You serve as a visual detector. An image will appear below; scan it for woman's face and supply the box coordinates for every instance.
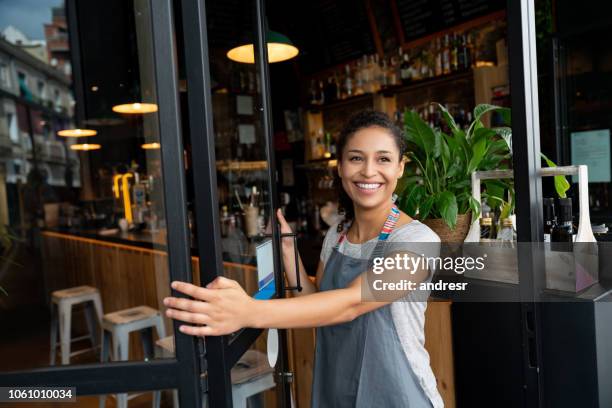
[338,126,405,211]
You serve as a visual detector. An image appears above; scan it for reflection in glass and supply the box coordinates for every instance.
[205,0,278,299]
[0,0,174,371]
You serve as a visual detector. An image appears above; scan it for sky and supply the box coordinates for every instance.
[0,0,64,40]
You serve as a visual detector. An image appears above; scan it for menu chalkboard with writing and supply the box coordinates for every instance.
[396,0,505,42]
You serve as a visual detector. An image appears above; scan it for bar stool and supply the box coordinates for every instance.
[50,285,103,365]
[99,305,166,408]
[152,336,275,408]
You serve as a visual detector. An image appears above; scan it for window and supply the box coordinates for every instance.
[37,80,45,99]
[7,113,18,143]
[54,89,61,111]
[0,62,10,88]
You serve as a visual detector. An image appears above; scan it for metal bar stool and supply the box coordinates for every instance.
[50,285,103,365]
[153,335,275,408]
[99,305,166,408]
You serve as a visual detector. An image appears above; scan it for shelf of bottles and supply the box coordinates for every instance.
[308,30,477,110]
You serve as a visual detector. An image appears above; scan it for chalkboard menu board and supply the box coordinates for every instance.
[396,0,505,42]
[284,0,376,73]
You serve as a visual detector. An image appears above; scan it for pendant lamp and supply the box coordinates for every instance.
[227,31,298,64]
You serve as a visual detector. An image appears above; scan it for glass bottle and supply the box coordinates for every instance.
[451,33,459,72]
[400,52,411,84]
[497,217,515,242]
[458,34,469,70]
[551,198,575,251]
[543,197,556,243]
[435,37,443,76]
[480,216,493,240]
[442,34,451,75]
[344,64,353,98]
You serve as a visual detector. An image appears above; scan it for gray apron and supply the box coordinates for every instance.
[311,209,433,408]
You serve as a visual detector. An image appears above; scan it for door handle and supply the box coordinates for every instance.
[261,232,303,292]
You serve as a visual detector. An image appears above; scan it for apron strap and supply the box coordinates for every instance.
[334,205,400,250]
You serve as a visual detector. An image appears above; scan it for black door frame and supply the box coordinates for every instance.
[180,0,292,405]
[0,0,203,406]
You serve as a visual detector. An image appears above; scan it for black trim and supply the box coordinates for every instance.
[179,0,233,405]
[150,0,203,406]
[253,0,292,405]
[65,0,85,125]
[507,0,545,406]
[0,360,179,395]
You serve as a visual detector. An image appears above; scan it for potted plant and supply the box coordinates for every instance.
[397,103,512,242]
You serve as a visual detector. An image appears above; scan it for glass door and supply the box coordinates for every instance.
[0,0,202,406]
[179,0,292,406]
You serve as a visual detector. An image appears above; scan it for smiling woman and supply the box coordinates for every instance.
[165,110,444,408]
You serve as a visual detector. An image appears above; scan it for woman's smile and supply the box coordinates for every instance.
[354,182,385,195]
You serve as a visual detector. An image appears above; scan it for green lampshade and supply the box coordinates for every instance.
[227,30,298,64]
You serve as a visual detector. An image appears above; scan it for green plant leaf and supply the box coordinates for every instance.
[473,104,504,124]
[404,110,436,157]
[436,191,458,230]
[467,104,504,138]
[467,137,487,174]
[435,103,461,136]
[419,195,436,220]
[468,196,481,219]
[493,126,513,153]
[483,180,507,209]
[440,132,451,173]
[541,153,570,198]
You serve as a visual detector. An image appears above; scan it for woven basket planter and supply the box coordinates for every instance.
[422,213,472,243]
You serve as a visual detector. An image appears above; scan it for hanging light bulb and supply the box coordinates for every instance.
[227,31,298,64]
[112,102,158,114]
[141,142,161,150]
[57,128,97,137]
[70,143,101,151]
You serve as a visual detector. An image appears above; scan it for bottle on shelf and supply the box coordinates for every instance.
[451,33,459,72]
[354,60,364,95]
[325,76,337,103]
[480,216,493,240]
[344,64,353,98]
[442,34,451,75]
[400,51,411,84]
[551,198,575,251]
[466,32,475,68]
[380,58,389,88]
[388,55,399,86]
[318,80,325,104]
[435,37,443,76]
[497,217,516,242]
[458,34,469,70]
[371,54,381,92]
[309,79,318,105]
[543,197,556,243]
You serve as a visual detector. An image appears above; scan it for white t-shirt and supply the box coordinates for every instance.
[320,220,444,408]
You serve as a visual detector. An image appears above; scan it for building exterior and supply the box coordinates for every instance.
[0,30,78,228]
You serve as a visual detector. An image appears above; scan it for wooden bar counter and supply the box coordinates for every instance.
[41,229,455,407]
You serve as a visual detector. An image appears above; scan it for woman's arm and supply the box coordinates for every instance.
[163,250,428,336]
[277,209,319,295]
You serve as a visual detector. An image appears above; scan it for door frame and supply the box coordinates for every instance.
[0,0,203,406]
[179,0,292,405]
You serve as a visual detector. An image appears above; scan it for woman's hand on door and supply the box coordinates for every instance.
[163,278,255,336]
